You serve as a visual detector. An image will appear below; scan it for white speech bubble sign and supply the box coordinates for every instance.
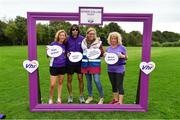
[69,52,83,63]
[105,53,119,65]
[140,61,155,75]
[47,45,63,58]
[23,60,39,73]
[87,49,101,59]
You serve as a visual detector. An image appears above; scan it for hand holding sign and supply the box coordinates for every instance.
[105,53,119,65]
[46,45,63,58]
[23,60,39,73]
[69,52,83,62]
[87,49,101,59]
[140,62,155,75]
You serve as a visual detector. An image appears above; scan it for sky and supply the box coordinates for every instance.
[0,0,179,33]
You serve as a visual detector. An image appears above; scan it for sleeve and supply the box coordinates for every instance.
[121,46,127,55]
[50,41,55,46]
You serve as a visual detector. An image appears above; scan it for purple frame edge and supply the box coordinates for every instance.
[27,11,153,112]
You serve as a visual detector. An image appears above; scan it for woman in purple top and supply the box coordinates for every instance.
[105,32,128,104]
[48,30,67,104]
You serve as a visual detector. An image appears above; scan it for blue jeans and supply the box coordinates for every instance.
[85,73,104,98]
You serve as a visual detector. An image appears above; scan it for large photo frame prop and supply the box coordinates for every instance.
[27,8,153,112]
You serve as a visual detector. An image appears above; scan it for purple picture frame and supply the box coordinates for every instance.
[79,7,103,25]
[27,11,153,112]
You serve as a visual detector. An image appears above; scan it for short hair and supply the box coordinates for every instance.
[107,32,122,45]
[54,30,67,44]
[86,27,98,40]
[70,24,80,36]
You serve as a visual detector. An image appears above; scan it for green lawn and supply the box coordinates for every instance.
[0,46,180,119]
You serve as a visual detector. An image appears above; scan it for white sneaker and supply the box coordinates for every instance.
[85,97,93,104]
[48,99,53,104]
[57,98,62,104]
[67,96,73,103]
[98,98,104,104]
[79,96,85,103]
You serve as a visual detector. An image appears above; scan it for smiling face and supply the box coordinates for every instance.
[87,30,96,41]
[58,32,66,43]
[110,35,118,46]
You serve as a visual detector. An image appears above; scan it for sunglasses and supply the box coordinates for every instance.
[72,28,78,31]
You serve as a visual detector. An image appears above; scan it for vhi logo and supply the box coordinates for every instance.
[140,62,155,75]
[23,60,39,73]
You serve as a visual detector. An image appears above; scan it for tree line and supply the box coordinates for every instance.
[0,16,180,46]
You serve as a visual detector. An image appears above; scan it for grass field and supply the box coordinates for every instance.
[0,46,180,119]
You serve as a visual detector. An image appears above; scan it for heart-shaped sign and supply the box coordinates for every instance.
[87,49,101,59]
[140,61,155,75]
[23,60,39,73]
[46,45,63,58]
[69,52,83,63]
[105,53,119,65]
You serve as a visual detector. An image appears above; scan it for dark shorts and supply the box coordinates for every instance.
[66,65,82,74]
[49,67,66,76]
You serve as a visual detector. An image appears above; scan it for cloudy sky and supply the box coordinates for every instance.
[0,0,179,33]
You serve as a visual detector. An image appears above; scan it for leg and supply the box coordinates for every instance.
[85,73,93,103]
[57,75,64,102]
[85,73,93,97]
[77,73,84,96]
[67,74,73,96]
[119,95,124,104]
[49,75,57,101]
[108,72,118,101]
[116,73,125,104]
[93,74,104,98]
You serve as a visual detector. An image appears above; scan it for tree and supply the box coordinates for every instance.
[14,16,27,45]
[0,20,7,46]
[4,20,18,45]
[103,22,127,45]
[37,23,51,45]
[127,31,142,46]
[152,30,163,43]
[1,16,180,46]
[162,31,180,42]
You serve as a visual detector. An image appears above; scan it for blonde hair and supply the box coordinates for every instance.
[86,27,98,40]
[107,32,122,45]
[54,30,67,44]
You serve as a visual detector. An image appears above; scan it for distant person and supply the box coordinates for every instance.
[48,30,67,104]
[105,32,128,104]
[81,27,104,104]
[66,24,85,103]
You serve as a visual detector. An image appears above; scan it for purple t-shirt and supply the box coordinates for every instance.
[49,41,66,67]
[66,35,84,65]
[106,45,127,73]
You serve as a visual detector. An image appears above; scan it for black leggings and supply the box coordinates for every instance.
[108,72,125,95]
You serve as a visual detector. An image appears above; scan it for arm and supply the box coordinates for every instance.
[65,40,71,57]
[46,45,50,58]
[119,46,128,60]
[119,53,128,60]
